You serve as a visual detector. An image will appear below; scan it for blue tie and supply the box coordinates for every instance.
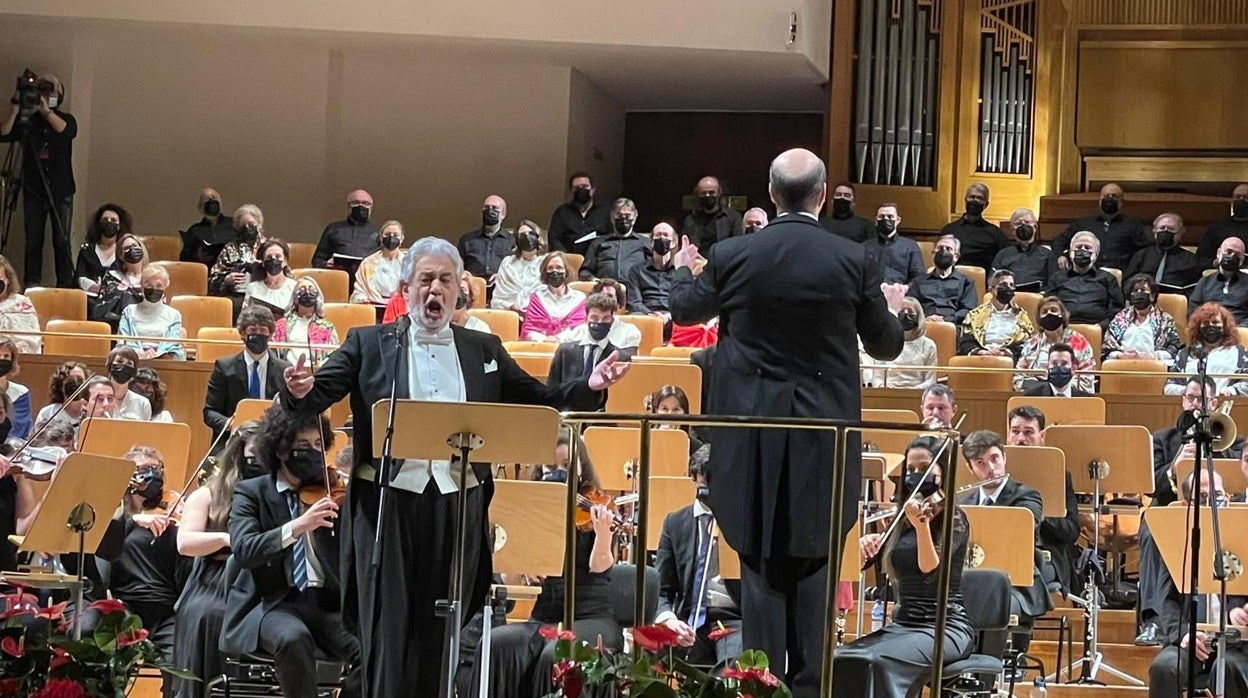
[249,361,261,399]
[286,491,308,591]
[687,513,713,629]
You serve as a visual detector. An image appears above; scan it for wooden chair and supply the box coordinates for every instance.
[916,240,935,270]
[169,296,232,349]
[503,340,557,355]
[467,309,520,342]
[137,236,182,263]
[43,319,111,356]
[619,315,664,356]
[565,254,584,280]
[1157,293,1190,343]
[511,353,552,379]
[648,345,700,359]
[322,303,376,336]
[605,362,702,414]
[1101,267,1123,286]
[287,243,317,270]
[955,264,986,292]
[152,261,208,297]
[1100,358,1167,395]
[925,320,957,370]
[569,281,596,295]
[1069,323,1103,365]
[1013,292,1043,327]
[947,355,1014,392]
[197,327,241,363]
[26,287,87,328]
[292,268,350,303]
[469,276,487,308]
[1238,327,1248,348]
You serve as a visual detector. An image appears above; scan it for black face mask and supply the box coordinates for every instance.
[1014,224,1035,242]
[1234,199,1248,220]
[541,468,568,483]
[1047,365,1073,389]
[700,195,718,212]
[934,250,955,270]
[546,271,567,288]
[122,246,144,264]
[516,233,538,252]
[263,257,285,276]
[350,205,370,224]
[877,219,897,238]
[1156,230,1176,249]
[295,291,318,309]
[244,333,269,355]
[131,470,165,507]
[899,470,940,503]
[456,292,468,310]
[1221,254,1242,273]
[203,199,221,218]
[285,449,326,488]
[995,286,1015,305]
[239,223,259,242]
[1100,197,1120,216]
[1072,250,1093,268]
[101,220,120,239]
[482,208,501,228]
[1039,313,1064,332]
[695,484,711,508]
[241,455,266,479]
[1130,292,1152,310]
[588,322,611,342]
[1201,325,1226,345]
[109,363,136,384]
[0,359,12,376]
[571,187,592,205]
[652,238,672,255]
[613,218,633,236]
[381,235,401,251]
[142,288,164,304]
[898,312,919,332]
[965,200,986,217]
[743,225,758,235]
[831,198,852,217]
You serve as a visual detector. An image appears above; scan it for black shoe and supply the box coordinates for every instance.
[1135,621,1162,646]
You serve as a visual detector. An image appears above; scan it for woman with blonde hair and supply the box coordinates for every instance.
[209,204,265,318]
[119,264,186,360]
[273,275,339,364]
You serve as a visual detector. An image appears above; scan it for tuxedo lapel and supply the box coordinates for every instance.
[377,323,411,401]
[453,327,487,401]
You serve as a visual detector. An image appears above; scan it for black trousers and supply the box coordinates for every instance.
[257,588,361,698]
[22,189,73,288]
[1149,644,1248,698]
[682,616,743,668]
[1139,518,1181,632]
[741,554,829,697]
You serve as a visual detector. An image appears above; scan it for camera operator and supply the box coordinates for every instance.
[1,72,77,289]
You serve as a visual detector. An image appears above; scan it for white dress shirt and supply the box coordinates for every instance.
[115,388,153,421]
[276,478,325,588]
[977,475,1009,505]
[391,321,472,495]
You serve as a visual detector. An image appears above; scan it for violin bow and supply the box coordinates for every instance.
[8,372,97,467]
[306,335,337,538]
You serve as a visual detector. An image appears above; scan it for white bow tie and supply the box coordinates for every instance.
[413,324,453,346]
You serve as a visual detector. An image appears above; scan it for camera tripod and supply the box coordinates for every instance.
[1,124,65,254]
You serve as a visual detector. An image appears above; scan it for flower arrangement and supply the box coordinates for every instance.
[0,588,193,697]
[542,623,791,698]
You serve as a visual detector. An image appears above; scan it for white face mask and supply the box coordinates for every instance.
[47,96,59,109]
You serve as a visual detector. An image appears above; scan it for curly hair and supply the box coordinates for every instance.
[1188,302,1238,349]
[85,203,134,246]
[47,361,88,404]
[253,406,334,475]
[131,368,168,415]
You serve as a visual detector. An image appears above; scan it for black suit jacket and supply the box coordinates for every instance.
[222,474,341,655]
[958,479,1053,617]
[655,503,741,622]
[669,213,904,558]
[1039,473,1082,594]
[203,351,292,436]
[1022,382,1093,397]
[548,340,625,387]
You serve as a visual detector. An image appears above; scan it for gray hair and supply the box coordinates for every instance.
[611,198,637,216]
[232,204,264,231]
[937,233,961,254]
[401,236,464,283]
[288,275,327,317]
[1071,231,1100,252]
[1153,212,1185,232]
[1009,207,1036,224]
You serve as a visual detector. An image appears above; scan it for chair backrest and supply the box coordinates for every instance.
[197,327,242,363]
[502,340,557,355]
[1100,358,1167,395]
[947,355,1014,392]
[322,303,376,336]
[170,295,232,348]
[1069,323,1103,365]
[960,568,1013,661]
[1157,293,1189,344]
[619,315,664,356]
[292,268,350,303]
[607,564,660,627]
[565,254,584,280]
[26,287,87,328]
[569,281,596,295]
[916,240,936,270]
[1101,267,1123,287]
[137,235,182,263]
[1012,292,1043,328]
[648,345,699,359]
[43,319,111,356]
[955,264,986,292]
[469,277,487,309]
[511,352,552,379]
[286,242,317,270]
[152,261,208,297]
[925,321,957,369]
[468,309,520,342]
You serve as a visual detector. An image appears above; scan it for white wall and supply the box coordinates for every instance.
[566,69,625,205]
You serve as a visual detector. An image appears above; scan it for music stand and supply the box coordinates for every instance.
[960,506,1036,586]
[1004,446,1068,517]
[1044,425,1152,686]
[1173,458,1247,499]
[370,400,561,698]
[10,453,135,639]
[643,477,696,552]
[583,427,691,491]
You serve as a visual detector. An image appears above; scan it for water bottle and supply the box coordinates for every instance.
[870,600,884,632]
[1029,677,1047,698]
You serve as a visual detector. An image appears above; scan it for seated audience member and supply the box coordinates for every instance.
[742,207,769,234]
[530,431,571,482]
[109,446,188,672]
[173,420,261,697]
[209,205,265,319]
[222,408,361,696]
[862,297,937,390]
[0,256,41,354]
[560,278,642,353]
[1103,274,1182,365]
[244,238,296,316]
[179,187,235,268]
[1043,231,1124,328]
[990,208,1053,290]
[682,176,743,252]
[129,367,173,423]
[959,269,1036,359]
[273,276,339,365]
[458,195,514,280]
[81,374,118,425]
[920,384,958,429]
[453,272,492,334]
[1122,213,1202,295]
[579,198,648,282]
[1023,343,1091,396]
[1051,183,1150,271]
[351,219,405,305]
[1015,296,1096,394]
[626,223,676,323]
[943,183,1008,272]
[0,391,11,442]
[547,171,612,256]
[864,203,924,284]
[655,443,742,666]
[89,233,146,328]
[908,234,977,327]
[820,182,871,242]
[119,264,186,360]
[106,346,152,421]
[75,203,127,291]
[522,252,587,342]
[381,281,408,324]
[490,220,546,313]
[1195,182,1248,267]
[34,361,88,430]
[0,336,31,438]
[1006,406,1082,596]
[647,383,704,454]
[203,306,291,439]
[1190,236,1248,325]
[311,189,379,277]
[549,293,634,383]
[1165,302,1248,397]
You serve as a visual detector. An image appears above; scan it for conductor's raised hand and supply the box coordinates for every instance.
[284,354,314,399]
[673,236,699,271]
[588,351,630,391]
[881,282,907,314]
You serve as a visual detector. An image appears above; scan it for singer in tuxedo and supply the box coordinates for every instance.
[668,149,905,694]
[282,237,629,697]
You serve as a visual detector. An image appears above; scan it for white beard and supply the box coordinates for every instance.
[409,297,452,332]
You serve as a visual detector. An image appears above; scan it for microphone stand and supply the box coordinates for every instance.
[1184,352,1214,698]
[372,316,409,569]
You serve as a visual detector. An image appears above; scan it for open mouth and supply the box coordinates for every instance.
[422,297,445,322]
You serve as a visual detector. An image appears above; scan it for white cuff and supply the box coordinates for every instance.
[654,610,677,626]
[280,522,295,548]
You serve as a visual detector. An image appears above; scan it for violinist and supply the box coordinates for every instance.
[172,420,262,698]
[32,361,88,432]
[222,407,360,698]
[833,439,974,698]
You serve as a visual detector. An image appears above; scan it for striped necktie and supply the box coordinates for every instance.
[285,491,308,591]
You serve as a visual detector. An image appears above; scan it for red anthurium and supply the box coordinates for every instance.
[116,627,149,648]
[0,636,22,658]
[35,602,69,621]
[87,598,127,615]
[722,666,781,687]
[630,624,681,653]
[49,647,71,671]
[552,660,583,698]
[538,625,575,642]
[708,622,738,642]
[31,678,88,698]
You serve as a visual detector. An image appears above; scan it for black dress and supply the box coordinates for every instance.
[832,509,976,698]
[171,511,230,697]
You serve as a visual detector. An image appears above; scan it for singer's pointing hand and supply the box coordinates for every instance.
[284,354,315,399]
[588,351,630,391]
[673,236,699,271]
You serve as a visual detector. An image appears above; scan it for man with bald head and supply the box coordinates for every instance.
[1052,182,1150,270]
[457,194,513,281]
[1123,212,1202,294]
[179,186,236,267]
[1190,236,1248,324]
[626,223,677,322]
[743,207,769,233]
[681,175,744,252]
[312,189,381,279]
[941,183,1009,272]
[1196,182,1248,267]
[670,148,906,695]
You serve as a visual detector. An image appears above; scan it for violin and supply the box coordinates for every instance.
[299,467,349,507]
[574,486,635,533]
[7,446,69,481]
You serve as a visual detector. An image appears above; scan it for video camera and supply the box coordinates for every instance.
[14,69,54,109]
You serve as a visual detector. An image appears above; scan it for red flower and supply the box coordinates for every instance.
[722,666,781,688]
[551,660,583,698]
[708,623,738,642]
[630,624,681,653]
[31,678,87,698]
[538,625,575,642]
[116,627,149,648]
[88,598,127,616]
[0,636,22,658]
[1,593,39,620]
[49,647,70,671]
[36,602,68,621]
[0,678,20,698]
